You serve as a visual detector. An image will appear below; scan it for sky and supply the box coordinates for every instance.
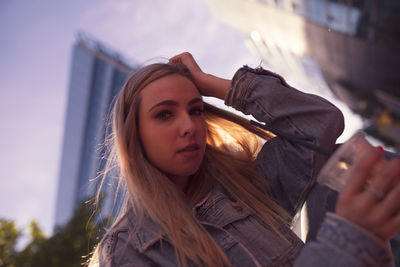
[0,0,261,239]
[0,0,364,243]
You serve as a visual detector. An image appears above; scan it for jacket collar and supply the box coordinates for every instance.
[126,185,217,253]
[125,212,165,253]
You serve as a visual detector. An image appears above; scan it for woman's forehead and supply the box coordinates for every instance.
[140,74,201,106]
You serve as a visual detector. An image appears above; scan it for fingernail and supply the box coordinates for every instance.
[377,146,384,151]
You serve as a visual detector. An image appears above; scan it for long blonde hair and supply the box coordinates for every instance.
[89,63,290,267]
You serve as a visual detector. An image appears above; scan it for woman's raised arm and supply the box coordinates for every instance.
[169,52,230,100]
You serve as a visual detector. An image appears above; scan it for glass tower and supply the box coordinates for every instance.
[54,33,135,228]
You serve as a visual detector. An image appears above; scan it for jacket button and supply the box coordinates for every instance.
[231,202,243,212]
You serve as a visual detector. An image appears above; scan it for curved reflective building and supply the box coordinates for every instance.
[207,0,400,150]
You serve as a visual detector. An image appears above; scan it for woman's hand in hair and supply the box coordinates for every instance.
[335,146,400,244]
[169,52,230,100]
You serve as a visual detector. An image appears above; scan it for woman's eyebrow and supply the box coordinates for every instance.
[188,97,203,106]
[148,97,202,112]
[149,100,178,112]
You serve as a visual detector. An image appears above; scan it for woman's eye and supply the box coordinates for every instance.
[190,107,204,116]
[155,110,173,120]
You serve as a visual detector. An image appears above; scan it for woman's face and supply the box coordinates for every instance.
[138,74,207,187]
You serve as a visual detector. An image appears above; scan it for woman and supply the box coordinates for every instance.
[92,52,399,266]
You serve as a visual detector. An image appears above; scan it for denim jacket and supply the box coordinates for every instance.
[98,66,394,266]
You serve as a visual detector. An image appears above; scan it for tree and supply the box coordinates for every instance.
[26,201,107,267]
[14,221,47,266]
[0,219,20,267]
[1,200,109,267]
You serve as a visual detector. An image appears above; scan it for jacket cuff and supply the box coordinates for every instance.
[224,65,290,110]
[317,212,393,266]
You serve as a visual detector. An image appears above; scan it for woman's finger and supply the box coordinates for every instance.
[380,207,400,242]
[342,146,384,196]
[361,159,400,205]
[169,52,202,73]
[169,52,189,62]
[375,177,400,220]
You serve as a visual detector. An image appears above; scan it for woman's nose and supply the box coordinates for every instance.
[179,114,196,137]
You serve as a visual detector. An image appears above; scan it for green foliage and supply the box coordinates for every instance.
[14,221,46,267]
[0,219,20,267]
[0,200,108,267]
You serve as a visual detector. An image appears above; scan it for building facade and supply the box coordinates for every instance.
[54,33,135,228]
[206,0,400,150]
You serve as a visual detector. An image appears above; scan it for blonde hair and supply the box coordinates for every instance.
[89,63,290,267]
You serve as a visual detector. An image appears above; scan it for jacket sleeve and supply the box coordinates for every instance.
[225,66,394,266]
[294,213,394,267]
[225,66,344,217]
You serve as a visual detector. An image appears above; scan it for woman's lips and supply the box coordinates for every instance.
[177,144,201,158]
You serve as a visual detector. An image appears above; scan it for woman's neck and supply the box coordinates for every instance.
[169,175,190,192]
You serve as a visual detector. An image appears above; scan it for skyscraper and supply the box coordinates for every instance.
[54,33,135,228]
